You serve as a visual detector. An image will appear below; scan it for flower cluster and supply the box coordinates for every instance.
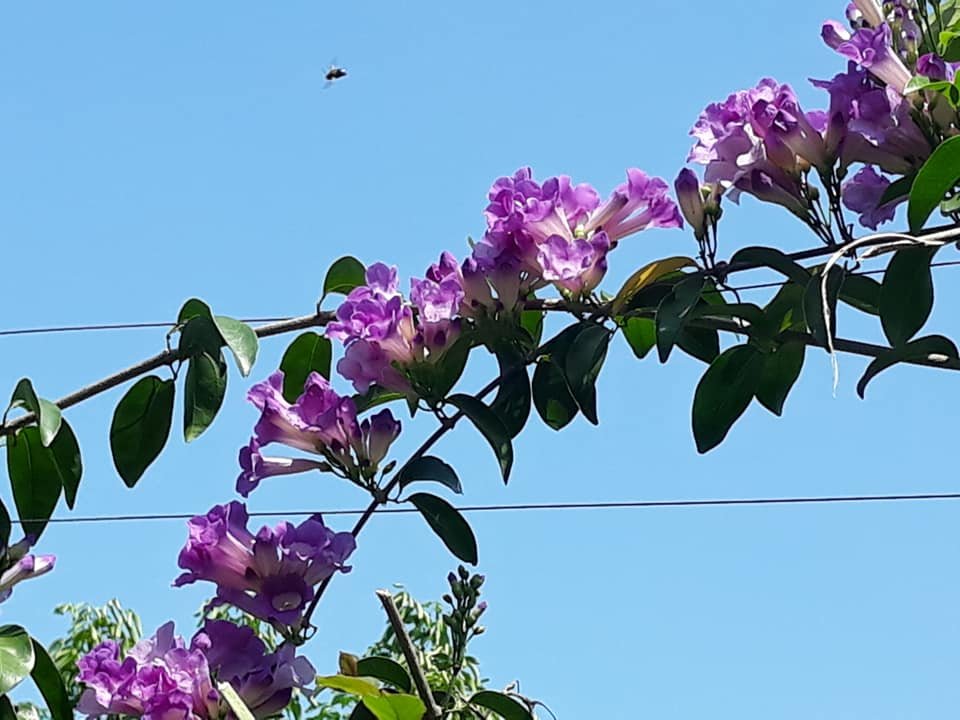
[77,620,314,720]
[174,502,355,631]
[238,370,400,493]
[0,535,54,604]
[681,0,953,233]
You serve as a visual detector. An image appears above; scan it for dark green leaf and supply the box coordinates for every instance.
[408,493,478,564]
[690,302,766,329]
[431,336,472,400]
[692,345,763,453]
[49,420,81,510]
[655,276,704,363]
[676,326,719,364]
[279,332,333,403]
[857,334,959,398]
[177,298,214,324]
[469,691,533,720]
[839,274,882,315]
[397,456,461,494]
[0,626,34,695]
[564,325,611,425]
[880,247,937,346]
[183,351,228,442]
[621,317,656,359]
[323,257,366,299]
[879,172,916,206]
[729,246,811,284]
[7,427,62,539]
[353,386,406,414]
[29,640,70,720]
[489,348,531,438]
[214,316,258,377]
[110,376,175,487]
[532,359,578,431]
[941,30,960,61]
[803,267,843,346]
[355,657,413,693]
[447,394,513,483]
[763,282,806,333]
[756,341,805,416]
[6,379,61,448]
[361,694,426,720]
[908,134,960,231]
[0,500,10,552]
[519,309,544,347]
[178,316,223,359]
[0,696,14,720]
[348,704,378,720]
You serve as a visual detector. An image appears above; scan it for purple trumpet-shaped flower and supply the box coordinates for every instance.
[77,622,219,720]
[241,370,400,485]
[409,252,465,357]
[174,502,355,629]
[0,549,54,603]
[822,22,912,93]
[536,232,611,297]
[191,621,315,718]
[841,165,902,229]
[850,0,884,27]
[674,169,707,241]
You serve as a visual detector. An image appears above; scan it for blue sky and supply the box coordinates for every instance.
[2,1,960,717]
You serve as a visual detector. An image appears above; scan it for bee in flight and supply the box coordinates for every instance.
[324,62,347,88]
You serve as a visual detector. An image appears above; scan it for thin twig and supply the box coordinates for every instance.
[375,589,442,720]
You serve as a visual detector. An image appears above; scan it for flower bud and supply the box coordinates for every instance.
[674,169,706,241]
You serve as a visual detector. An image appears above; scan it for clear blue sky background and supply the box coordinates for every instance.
[2,2,959,718]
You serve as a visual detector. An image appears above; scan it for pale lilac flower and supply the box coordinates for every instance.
[237,438,329,498]
[537,232,611,296]
[175,502,355,629]
[841,165,902,229]
[822,22,912,93]
[0,552,54,603]
[851,0,884,27]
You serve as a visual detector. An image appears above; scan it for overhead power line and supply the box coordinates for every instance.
[16,492,960,526]
[3,260,960,339]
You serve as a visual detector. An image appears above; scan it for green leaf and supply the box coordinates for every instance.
[396,456,462,494]
[690,302,766,330]
[6,379,61,448]
[621,317,656,359]
[213,316,258,377]
[183,351,228,442]
[519,309,544,347]
[316,675,382,697]
[941,30,960,61]
[655,276,704,363]
[323,257,366,299]
[408,492,478,564]
[676,326,720,364]
[469,690,534,720]
[0,500,11,552]
[353,386,406,414]
[612,256,698,314]
[361,694,426,720]
[563,324,611,425]
[177,298,214,324]
[802,267,843,346]
[0,626,34,695]
[857,335,959,398]
[49,420,82,510]
[908,134,960,231]
[532,359,579,431]
[431,336,472,401]
[280,332,333,403]
[29,640,70,720]
[355,657,413,693]
[838,274,882,316]
[7,427,62,539]
[217,681,256,720]
[692,345,763,453]
[756,341,806,416]
[879,172,916,206]
[489,348,531,438]
[880,247,937,346]
[348,704,378,720]
[0,696,14,720]
[110,376,175,488]
[447,394,513,483]
[178,316,223,359]
[763,282,806,333]
[729,246,811,284]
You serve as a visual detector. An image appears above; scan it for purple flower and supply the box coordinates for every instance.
[674,169,707,241]
[77,622,218,720]
[822,22,912,93]
[174,503,355,629]
[536,233,610,296]
[191,621,315,718]
[841,165,902,229]
[410,252,465,324]
[336,340,409,395]
[242,371,401,484]
[916,53,955,82]
[850,0,884,27]
[0,552,54,603]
